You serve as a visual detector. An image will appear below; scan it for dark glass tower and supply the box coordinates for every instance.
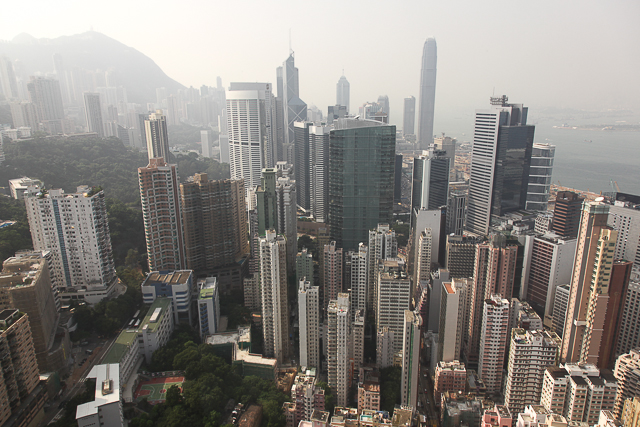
[328,119,396,251]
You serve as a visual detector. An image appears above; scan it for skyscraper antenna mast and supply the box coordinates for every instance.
[289,29,292,55]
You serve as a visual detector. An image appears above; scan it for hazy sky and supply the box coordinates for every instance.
[2,0,639,129]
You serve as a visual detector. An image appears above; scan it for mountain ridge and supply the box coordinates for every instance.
[0,31,185,104]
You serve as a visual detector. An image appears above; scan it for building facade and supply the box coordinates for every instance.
[417,37,437,149]
[400,311,421,410]
[139,158,185,272]
[298,279,320,370]
[525,143,555,211]
[478,295,510,394]
[25,185,117,304]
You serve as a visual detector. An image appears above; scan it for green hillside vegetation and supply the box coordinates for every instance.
[131,331,288,427]
[0,136,229,266]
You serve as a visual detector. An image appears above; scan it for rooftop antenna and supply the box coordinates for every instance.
[289,29,293,55]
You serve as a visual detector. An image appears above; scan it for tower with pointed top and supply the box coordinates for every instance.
[417,37,437,149]
[337,74,350,114]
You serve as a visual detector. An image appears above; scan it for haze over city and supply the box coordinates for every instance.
[2,0,639,128]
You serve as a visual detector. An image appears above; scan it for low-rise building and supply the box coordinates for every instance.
[434,361,466,407]
[76,364,123,427]
[9,176,43,199]
[197,277,220,338]
[441,392,484,427]
[358,381,381,412]
[515,405,566,427]
[142,270,196,326]
[482,405,512,427]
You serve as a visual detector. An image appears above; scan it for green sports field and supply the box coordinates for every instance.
[134,376,184,404]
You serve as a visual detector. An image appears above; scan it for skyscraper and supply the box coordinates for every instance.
[465,96,535,236]
[298,279,320,369]
[551,191,583,239]
[561,200,617,365]
[478,294,510,394]
[296,248,314,287]
[465,234,518,365]
[438,279,469,363]
[328,118,395,251]
[522,233,576,321]
[403,96,416,136]
[138,158,185,272]
[417,37,437,149]
[411,149,450,212]
[27,76,64,130]
[377,95,390,117]
[0,57,19,100]
[227,83,276,189]
[323,242,344,316]
[503,329,560,415]
[25,185,117,304]
[615,276,640,357]
[401,311,421,409]
[259,230,289,363]
[608,196,640,270]
[327,293,351,407]
[293,122,331,220]
[336,75,350,113]
[376,259,412,353]
[281,54,307,147]
[180,174,248,277]
[83,92,104,137]
[144,110,170,161]
[614,349,640,418]
[525,143,555,211]
[347,243,367,319]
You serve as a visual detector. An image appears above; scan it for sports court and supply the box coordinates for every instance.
[134,376,185,405]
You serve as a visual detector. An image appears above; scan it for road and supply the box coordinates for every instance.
[418,363,440,427]
[39,324,124,426]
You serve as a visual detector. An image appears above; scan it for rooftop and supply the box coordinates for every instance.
[206,326,251,346]
[76,364,120,420]
[145,270,192,286]
[102,330,137,364]
[140,298,172,333]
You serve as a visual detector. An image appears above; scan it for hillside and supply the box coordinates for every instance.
[0,31,184,104]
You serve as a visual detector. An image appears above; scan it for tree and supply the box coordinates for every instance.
[165,385,184,407]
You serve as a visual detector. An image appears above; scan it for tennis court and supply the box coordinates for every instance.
[134,376,184,404]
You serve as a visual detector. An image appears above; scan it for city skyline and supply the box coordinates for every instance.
[0,0,637,129]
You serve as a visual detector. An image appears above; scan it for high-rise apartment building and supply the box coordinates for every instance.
[446,190,467,235]
[403,96,416,136]
[428,268,451,332]
[616,276,640,357]
[336,75,350,113]
[376,259,412,353]
[27,76,64,122]
[598,259,632,369]
[414,228,433,289]
[465,96,535,236]
[433,361,466,407]
[0,252,62,372]
[622,397,640,427]
[522,233,576,321]
[412,208,446,286]
[540,364,617,425]
[288,370,325,427]
[347,243,367,319]
[438,279,470,363]
[376,327,394,369]
[368,224,397,312]
[551,191,583,239]
[561,200,617,365]
[478,295,510,394]
[417,37,437,149]
[353,309,365,371]
[227,83,276,188]
[401,311,421,409]
[504,329,560,415]
[551,284,570,338]
[445,235,478,279]
[0,310,42,426]
[144,110,170,161]
[466,235,517,365]
[525,143,555,211]
[327,293,351,407]
[256,168,297,273]
[293,122,330,219]
[9,101,39,130]
[259,230,290,363]
[323,242,343,317]
[608,197,640,269]
[0,57,19,101]
[296,248,314,286]
[299,279,320,369]
[411,149,450,212]
[614,348,640,418]
[25,185,117,304]
[328,118,395,251]
[139,158,185,272]
[83,92,104,137]
[180,174,248,279]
